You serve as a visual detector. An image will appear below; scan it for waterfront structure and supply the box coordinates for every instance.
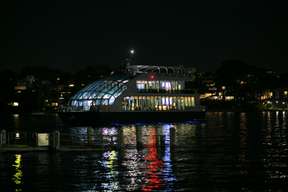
[60,64,205,124]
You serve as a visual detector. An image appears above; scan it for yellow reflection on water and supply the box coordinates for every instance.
[107,150,117,169]
[12,154,23,192]
[101,150,119,191]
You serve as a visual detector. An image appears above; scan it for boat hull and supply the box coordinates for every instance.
[58,111,206,126]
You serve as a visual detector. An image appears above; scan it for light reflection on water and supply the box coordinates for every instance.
[59,123,177,191]
[100,150,119,191]
[13,154,23,192]
[1,112,288,191]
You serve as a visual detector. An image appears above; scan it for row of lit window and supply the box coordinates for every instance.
[136,80,183,91]
[123,96,195,111]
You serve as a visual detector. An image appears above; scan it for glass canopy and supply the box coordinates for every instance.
[69,79,128,111]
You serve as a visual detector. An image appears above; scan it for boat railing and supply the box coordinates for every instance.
[59,105,87,112]
[137,89,196,94]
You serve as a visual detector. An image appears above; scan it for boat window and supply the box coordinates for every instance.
[122,96,195,111]
[136,80,184,93]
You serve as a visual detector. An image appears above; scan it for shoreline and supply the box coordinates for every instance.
[0,145,105,152]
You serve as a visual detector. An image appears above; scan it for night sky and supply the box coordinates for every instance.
[1,1,288,72]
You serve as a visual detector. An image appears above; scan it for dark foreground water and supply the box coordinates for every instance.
[0,112,288,191]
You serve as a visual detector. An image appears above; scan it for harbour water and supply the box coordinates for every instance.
[0,111,288,191]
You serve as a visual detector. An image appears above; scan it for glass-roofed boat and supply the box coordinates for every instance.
[59,51,206,125]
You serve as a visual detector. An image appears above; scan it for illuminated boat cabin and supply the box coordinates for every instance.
[68,65,200,112]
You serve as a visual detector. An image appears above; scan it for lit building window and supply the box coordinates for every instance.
[12,102,19,107]
[51,102,58,107]
[225,96,234,101]
[15,132,20,139]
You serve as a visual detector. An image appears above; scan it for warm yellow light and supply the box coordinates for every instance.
[221,86,226,90]
[51,102,58,107]
[269,92,273,97]
[37,133,49,146]
[14,85,27,91]
[200,93,213,99]
[14,154,21,168]
[162,106,168,110]
[13,154,23,186]
[284,91,288,95]
[107,150,117,169]
[225,96,234,101]
[12,102,19,107]
[68,84,75,87]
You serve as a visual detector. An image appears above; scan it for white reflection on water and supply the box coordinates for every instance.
[102,127,117,136]
[101,150,119,191]
[121,125,143,191]
[102,127,118,145]
[162,124,176,183]
[12,154,23,192]
[123,148,144,191]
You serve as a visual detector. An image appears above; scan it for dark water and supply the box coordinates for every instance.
[1,112,288,191]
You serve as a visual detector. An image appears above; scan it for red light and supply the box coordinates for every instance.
[148,73,156,80]
[142,128,163,191]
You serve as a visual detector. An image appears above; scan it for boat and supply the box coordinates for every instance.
[59,53,206,125]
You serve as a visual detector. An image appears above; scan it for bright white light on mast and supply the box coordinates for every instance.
[130,49,135,55]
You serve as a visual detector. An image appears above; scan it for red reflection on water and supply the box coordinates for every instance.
[142,128,163,192]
